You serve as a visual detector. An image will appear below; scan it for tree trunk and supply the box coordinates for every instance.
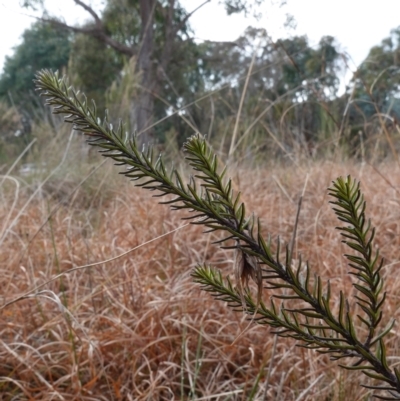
[38,0,210,147]
[133,0,157,147]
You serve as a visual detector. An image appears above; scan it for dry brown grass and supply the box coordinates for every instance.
[1,157,400,400]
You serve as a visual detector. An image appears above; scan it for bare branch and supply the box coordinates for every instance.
[173,0,211,37]
[73,0,102,24]
[35,16,135,57]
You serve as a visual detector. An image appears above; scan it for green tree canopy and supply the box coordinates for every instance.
[192,29,343,145]
[0,21,71,108]
[68,32,125,111]
[18,0,276,145]
[350,26,400,120]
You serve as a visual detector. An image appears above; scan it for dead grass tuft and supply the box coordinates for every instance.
[1,159,400,400]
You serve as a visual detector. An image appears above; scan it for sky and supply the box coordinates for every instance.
[0,0,399,79]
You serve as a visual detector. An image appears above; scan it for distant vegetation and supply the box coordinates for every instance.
[0,0,399,163]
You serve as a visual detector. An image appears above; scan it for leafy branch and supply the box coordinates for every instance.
[35,70,398,398]
[329,177,388,347]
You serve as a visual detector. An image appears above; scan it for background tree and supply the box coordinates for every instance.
[68,32,125,111]
[20,0,273,145]
[193,29,343,150]
[3,0,396,157]
[349,26,400,121]
[0,21,71,112]
[342,26,400,155]
[0,21,71,148]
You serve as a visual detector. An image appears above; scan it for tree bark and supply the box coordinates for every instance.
[134,0,157,146]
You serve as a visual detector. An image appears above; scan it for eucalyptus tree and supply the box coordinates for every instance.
[0,21,71,112]
[349,26,400,122]
[21,0,273,145]
[195,29,343,147]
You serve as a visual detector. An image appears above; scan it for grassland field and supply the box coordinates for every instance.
[1,145,400,400]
